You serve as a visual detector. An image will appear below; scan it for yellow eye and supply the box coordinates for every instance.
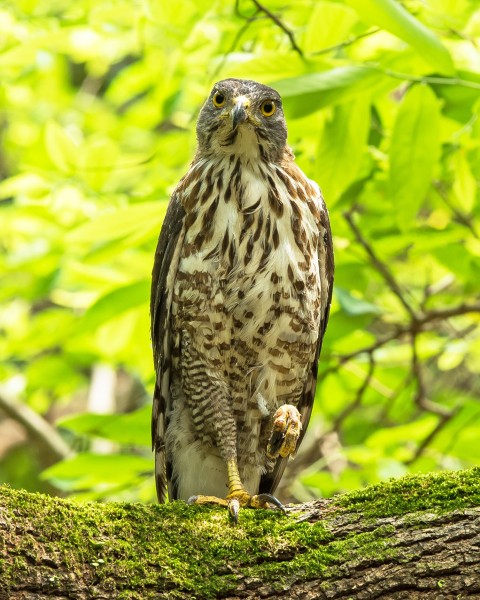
[261,99,276,117]
[212,91,226,108]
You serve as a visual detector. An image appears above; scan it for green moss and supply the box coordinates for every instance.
[334,467,480,518]
[1,467,480,598]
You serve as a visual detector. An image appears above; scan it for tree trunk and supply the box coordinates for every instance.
[1,468,479,599]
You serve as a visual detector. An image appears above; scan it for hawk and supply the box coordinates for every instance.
[151,78,333,522]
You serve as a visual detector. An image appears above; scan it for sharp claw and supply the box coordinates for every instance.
[267,430,286,456]
[228,498,240,525]
[256,493,287,514]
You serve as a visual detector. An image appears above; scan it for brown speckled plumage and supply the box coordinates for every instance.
[151,79,334,504]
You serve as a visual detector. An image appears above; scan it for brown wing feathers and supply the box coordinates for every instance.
[151,195,186,502]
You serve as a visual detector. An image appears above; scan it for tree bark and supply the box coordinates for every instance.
[1,468,479,599]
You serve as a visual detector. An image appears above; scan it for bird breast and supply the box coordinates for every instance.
[173,155,321,403]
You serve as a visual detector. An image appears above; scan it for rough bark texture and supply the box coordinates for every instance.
[1,468,480,599]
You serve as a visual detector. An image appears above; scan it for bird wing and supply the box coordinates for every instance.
[259,192,334,496]
[151,193,186,503]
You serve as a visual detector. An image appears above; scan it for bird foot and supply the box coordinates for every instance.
[267,404,302,459]
[227,490,285,524]
[187,490,285,524]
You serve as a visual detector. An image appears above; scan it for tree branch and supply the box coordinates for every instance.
[332,301,480,368]
[2,469,480,598]
[411,334,453,417]
[312,28,380,56]
[0,385,71,464]
[432,179,479,239]
[406,406,461,465]
[212,0,260,79]
[333,354,375,429]
[250,0,304,57]
[374,66,480,90]
[417,301,480,325]
[335,327,402,365]
[344,210,418,319]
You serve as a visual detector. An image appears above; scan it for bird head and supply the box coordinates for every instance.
[196,78,288,162]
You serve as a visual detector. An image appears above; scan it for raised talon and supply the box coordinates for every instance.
[267,404,302,459]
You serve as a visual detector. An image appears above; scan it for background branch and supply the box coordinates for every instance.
[0,385,71,465]
[250,0,304,56]
[344,209,418,319]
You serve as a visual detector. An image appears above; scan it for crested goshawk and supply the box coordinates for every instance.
[151,78,334,522]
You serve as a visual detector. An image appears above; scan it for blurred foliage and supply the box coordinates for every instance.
[0,0,479,503]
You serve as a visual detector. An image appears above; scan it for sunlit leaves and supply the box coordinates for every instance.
[344,0,454,73]
[79,280,151,332]
[0,173,51,201]
[41,453,152,494]
[388,83,441,227]
[1,0,479,504]
[450,149,477,212]
[58,405,151,447]
[316,96,370,204]
[303,2,358,53]
[274,66,384,117]
[45,121,79,174]
[335,287,382,316]
[67,201,168,246]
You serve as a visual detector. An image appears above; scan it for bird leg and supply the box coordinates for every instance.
[267,404,302,459]
[188,459,285,524]
[225,459,285,523]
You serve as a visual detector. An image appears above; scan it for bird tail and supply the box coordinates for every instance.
[152,384,168,503]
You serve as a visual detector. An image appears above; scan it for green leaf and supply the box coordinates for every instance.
[388,84,441,227]
[365,416,438,451]
[67,201,168,245]
[274,66,386,117]
[78,280,150,332]
[344,0,454,74]
[58,405,150,446]
[451,150,477,213]
[26,355,84,398]
[79,136,120,191]
[41,452,152,490]
[430,70,480,121]
[0,173,51,200]
[44,121,79,174]
[437,341,467,371]
[373,228,466,256]
[303,2,358,53]
[316,96,370,205]
[335,287,382,316]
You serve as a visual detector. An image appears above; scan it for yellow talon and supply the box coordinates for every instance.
[187,459,285,524]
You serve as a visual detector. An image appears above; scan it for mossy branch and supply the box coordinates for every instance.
[1,469,480,599]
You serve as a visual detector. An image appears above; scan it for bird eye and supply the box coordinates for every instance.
[212,92,225,108]
[260,100,276,117]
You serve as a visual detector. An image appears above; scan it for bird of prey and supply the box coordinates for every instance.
[151,78,333,522]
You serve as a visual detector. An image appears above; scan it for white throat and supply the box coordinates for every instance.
[221,123,260,160]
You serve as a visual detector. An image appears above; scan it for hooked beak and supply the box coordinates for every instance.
[231,97,250,130]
